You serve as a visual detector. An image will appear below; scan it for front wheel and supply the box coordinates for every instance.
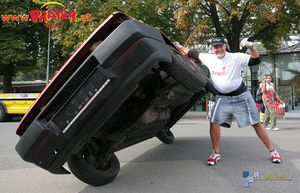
[67,145,120,186]
[156,130,175,144]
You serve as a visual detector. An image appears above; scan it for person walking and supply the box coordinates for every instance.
[258,76,274,122]
[175,37,282,165]
[261,75,283,131]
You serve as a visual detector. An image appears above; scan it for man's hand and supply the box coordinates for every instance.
[240,38,253,49]
[174,42,183,49]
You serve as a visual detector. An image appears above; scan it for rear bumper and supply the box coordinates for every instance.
[15,20,172,174]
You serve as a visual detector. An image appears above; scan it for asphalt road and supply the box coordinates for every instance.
[1,118,300,193]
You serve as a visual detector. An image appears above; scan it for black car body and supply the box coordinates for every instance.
[15,12,216,186]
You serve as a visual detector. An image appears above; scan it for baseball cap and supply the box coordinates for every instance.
[211,37,226,47]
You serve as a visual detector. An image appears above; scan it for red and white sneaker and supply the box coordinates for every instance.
[207,150,221,166]
[270,149,282,163]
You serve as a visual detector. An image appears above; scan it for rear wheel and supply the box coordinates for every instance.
[159,46,207,93]
[156,130,175,144]
[67,144,120,186]
[0,105,10,122]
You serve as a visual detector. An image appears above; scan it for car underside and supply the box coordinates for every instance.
[15,12,216,186]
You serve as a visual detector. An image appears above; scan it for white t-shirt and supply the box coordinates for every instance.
[199,52,250,93]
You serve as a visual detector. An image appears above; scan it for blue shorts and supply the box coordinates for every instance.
[210,90,260,128]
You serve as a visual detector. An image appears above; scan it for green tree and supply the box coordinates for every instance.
[1,0,35,92]
[0,0,65,92]
[174,0,300,54]
[37,0,190,57]
[124,0,190,44]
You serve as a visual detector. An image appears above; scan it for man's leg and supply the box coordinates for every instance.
[260,103,265,123]
[260,103,265,113]
[207,122,222,165]
[269,107,277,129]
[210,122,221,153]
[252,122,274,150]
[263,104,270,128]
[252,122,282,163]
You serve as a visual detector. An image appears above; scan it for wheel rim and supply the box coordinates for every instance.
[81,146,111,171]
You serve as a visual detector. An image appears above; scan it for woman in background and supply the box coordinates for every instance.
[259,76,274,122]
[261,75,283,131]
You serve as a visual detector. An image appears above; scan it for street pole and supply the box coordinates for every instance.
[46,28,50,85]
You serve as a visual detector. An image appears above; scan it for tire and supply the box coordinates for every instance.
[0,105,9,122]
[156,130,175,144]
[67,146,120,186]
[159,46,207,92]
[204,78,219,96]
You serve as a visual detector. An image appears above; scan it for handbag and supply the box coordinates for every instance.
[256,88,263,104]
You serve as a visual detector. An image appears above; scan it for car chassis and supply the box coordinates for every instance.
[15,12,216,186]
